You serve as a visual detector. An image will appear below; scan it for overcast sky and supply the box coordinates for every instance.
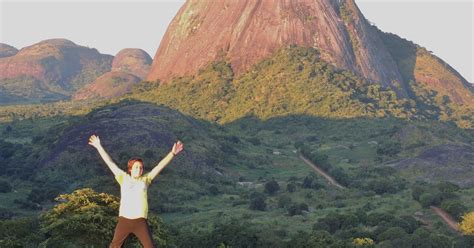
[0,0,472,82]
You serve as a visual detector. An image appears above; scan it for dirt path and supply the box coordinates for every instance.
[430,206,459,232]
[298,154,345,189]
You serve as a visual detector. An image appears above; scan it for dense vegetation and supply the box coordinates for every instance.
[0,99,473,247]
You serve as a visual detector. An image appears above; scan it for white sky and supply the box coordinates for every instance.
[0,0,472,82]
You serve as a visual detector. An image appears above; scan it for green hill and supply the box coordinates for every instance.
[0,98,473,246]
[124,45,472,129]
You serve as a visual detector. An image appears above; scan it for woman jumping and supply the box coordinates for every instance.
[88,134,183,248]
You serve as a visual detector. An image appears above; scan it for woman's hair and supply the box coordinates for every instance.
[127,157,143,174]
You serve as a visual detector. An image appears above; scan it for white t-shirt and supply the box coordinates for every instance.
[115,170,153,219]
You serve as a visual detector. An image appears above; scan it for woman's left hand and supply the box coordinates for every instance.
[172,140,184,156]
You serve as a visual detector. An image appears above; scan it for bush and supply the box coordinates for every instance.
[264,180,280,195]
[0,207,15,219]
[329,168,350,187]
[0,217,43,247]
[377,227,407,241]
[460,212,474,235]
[287,182,296,193]
[366,178,400,194]
[288,204,303,216]
[286,230,343,248]
[208,185,220,195]
[27,182,62,204]
[411,185,425,201]
[248,137,261,146]
[366,212,394,226]
[376,141,401,157]
[40,188,171,247]
[436,181,460,193]
[0,179,12,193]
[249,192,266,211]
[277,195,292,209]
[419,193,442,208]
[302,174,323,189]
[313,212,358,234]
[440,199,467,220]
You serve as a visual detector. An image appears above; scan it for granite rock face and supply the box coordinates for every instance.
[147,0,408,97]
[112,48,152,79]
[72,49,152,101]
[0,39,113,102]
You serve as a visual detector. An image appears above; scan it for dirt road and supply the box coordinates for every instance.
[298,154,345,189]
[431,206,459,232]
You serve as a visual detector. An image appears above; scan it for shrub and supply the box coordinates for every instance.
[377,227,407,241]
[440,199,467,220]
[40,188,171,247]
[419,193,442,208]
[460,212,474,235]
[287,182,296,193]
[264,180,280,195]
[0,179,12,193]
[249,192,266,211]
[277,195,292,209]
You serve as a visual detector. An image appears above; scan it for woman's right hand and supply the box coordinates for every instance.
[88,134,101,149]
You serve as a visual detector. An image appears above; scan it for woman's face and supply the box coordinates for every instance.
[130,161,143,178]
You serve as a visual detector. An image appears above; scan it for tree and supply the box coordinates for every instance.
[353,237,374,247]
[440,199,466,220]
[40,188,120,247]
[0,217,43,247]
[287,182,296,193]
[302,174,323,189]
[40,188,170,247]
[436,181,460,193]
[460,212,474,235]
[277,195,292,209]
[264,180,280,195]
[3,125,12,134]
[376,141,401,157]
[208,185,220,195]
[366,212,394,227]
[288,203,307,216]
[286,230,350,248]
[249,192,266,211]
[377,227,408,241]
[419,193,441,208]
[411,185,426,201]
[0,179,12,193]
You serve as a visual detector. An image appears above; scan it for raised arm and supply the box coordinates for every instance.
[148,140,184,181]
[88,134,124,176]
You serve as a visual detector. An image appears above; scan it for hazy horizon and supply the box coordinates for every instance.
[0,0,472,82]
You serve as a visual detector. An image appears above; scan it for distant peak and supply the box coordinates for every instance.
[36,38,77,47]
[0,43,19,58]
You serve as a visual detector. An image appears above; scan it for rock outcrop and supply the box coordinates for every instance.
[0,39,113,103]
[72,49,152,101]
[112,48,152,79]
[147,0,408,97]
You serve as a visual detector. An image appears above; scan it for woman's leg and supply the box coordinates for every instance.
[132,218,156,248]
[109,217,133,248]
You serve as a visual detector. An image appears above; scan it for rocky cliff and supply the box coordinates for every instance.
[147,0,408,97]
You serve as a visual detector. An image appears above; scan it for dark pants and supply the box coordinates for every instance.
[109,216,156,248]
